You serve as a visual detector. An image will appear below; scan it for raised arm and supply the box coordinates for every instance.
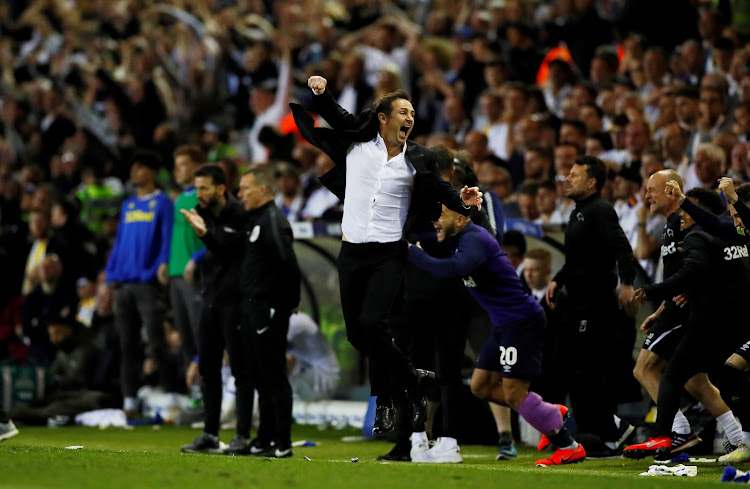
[308,76,375,131]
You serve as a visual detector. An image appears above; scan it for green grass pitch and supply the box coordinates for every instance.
[0,425,735,488]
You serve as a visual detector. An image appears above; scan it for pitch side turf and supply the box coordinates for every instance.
[0,425,733,488]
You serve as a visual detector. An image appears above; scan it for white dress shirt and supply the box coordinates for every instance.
[342,133,416,243]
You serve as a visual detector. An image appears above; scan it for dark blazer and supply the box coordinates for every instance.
[289,89,469,237]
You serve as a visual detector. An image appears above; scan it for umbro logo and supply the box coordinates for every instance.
[576,212,584,222]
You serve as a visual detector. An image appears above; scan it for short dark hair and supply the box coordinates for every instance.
[516,184,538,199]
[685,188,725,215]
[581,102,604,119]
[374,90,412,118]
[673,86,700,100]
[556,141,584,155]
[560,119,587,137]
[526,144,553,162]
[130,150,162,172]
[502,229,527,256]
[736,183,750,203]
[432,146,455,175]
[575,155,607,191]
[193,164,226,186]
[588,131,614,151]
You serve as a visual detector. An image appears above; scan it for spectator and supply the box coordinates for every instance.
[162,145,205,380]
[105,150,175,417]
[287,312,340,401]
[76,165,123,237]
[274,163,305,223]
[10,314,111,426]
[21,252,78,367]
[685,142,726,191]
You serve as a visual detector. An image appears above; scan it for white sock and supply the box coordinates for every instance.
[411,431,428,444]
[718,411,744,447]
[743,431,750,446]
[671,410,691,435]
[561,441,579,450]
[613,414,621,429]
[123,397,137,411]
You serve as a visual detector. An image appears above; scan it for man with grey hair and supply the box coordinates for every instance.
[684,142,726,191]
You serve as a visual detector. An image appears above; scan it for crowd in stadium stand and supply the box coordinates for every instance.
[3,0,750,463]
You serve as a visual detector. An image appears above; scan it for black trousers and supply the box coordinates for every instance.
[242,300,292,446]
[567,296,622,442]
[402,284,469,439]
[338,241,416,401]
[0,400,8,423]
[198,298,252,438]
[115,283,173,398]
[654,312,745,437]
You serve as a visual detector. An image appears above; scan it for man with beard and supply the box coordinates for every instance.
[545,156,638,457]
[179,164,254,455]
[408,205,585,466]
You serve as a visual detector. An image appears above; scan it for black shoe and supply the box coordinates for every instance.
[410,369,435,429]
[611,422,636,450]
[377,445,411,462]
[251,441,293,458]
[372,404,396,436]
[181,433,222,454]
[246,438,273,457]
[270,445,293,459]
[670,431,702,454]
[585,445,623,459]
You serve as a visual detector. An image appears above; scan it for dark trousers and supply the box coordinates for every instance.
[115,283,171,398]
[654,315,744,437]
[198,298,252,438]
[405,291,468,439]
[242,300,292,446]
[170,277,202,365]
[567,297,622,442]
[338,241,416,401]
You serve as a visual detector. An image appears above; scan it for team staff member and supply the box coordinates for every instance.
[290,76,482,437]
[179,165,254,455]
[106,151,174,417]
[546,156,637,455]
[633,171,744,455]
[237,168,301,459]
[663,178,750,463]
[409,205,585,466]
[625,188,750,459]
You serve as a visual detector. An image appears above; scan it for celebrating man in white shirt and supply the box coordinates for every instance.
[291,76,482,460]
